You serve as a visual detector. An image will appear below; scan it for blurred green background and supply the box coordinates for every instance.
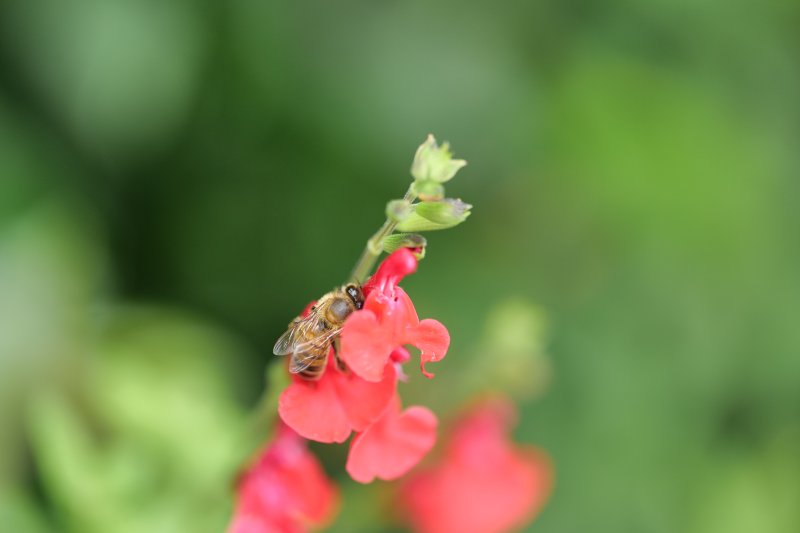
[1,0,799,532]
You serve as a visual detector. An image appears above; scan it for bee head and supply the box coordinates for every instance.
[345,284,364,310]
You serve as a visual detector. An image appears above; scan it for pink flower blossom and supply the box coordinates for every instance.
[228,424,338,533]
[340,249,450,382]
[398,397,552,533]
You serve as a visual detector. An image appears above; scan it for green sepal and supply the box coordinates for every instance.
[396,199,472,232]
[383,233,427,257]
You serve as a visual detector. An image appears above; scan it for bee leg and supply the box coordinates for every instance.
[332,338,348,372]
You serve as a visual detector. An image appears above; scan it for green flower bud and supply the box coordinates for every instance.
[383,233,427,258]
[410,134,467,183]
[411,180,445,201]
[386,199,413,222]
[396,199,472,232]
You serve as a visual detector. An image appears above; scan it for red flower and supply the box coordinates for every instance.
[279,356,397,443]
[340,249,450,382]
[276,249,449,484]
[398,398,552,533]
[346,394,437,484]
[228,424,338,533]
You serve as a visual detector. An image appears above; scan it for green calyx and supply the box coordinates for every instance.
[396,199,472,232]
[411,180,445,201]
[383,233,427,257]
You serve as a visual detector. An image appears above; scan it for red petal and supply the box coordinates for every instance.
[400,451,551,533]
[278,373,351,443]
[398,398,552,533]
[346,397,437,484]
[394,287,419,326]
[409,319,450,378]
[229,426,339,533]
[448,398,517,463]
[363,248,418,296]
[278,361,397,442]
[333,362,397,432]
[339,309,395,382]
[425,448,550,533]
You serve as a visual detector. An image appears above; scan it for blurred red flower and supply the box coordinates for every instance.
[340,248,450,381]
[228,424,338,533]
[346,394,437,483]
[278,357,397,443]
[398,398,552,533]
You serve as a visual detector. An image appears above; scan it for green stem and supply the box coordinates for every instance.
[349,185,417,283]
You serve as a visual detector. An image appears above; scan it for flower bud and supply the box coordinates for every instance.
[410,134,467,183]
[383,233,427,257]
[396,199,472,232]
[386,199,413,222]
[411,180,445,201]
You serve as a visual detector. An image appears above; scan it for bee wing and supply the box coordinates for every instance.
[288,326,342,374]
[274,314,321,356]
[273,326,299,356]
[288,348,321,374]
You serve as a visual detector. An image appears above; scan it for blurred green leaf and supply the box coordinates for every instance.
[0,201,104,487]
[689,431,800,533]
[473,299,551,400]
[26,308,252,533]
[2,0,205,159]
[0,491,51,533]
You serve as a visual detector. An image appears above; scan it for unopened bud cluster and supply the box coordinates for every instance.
[381,134,471,259]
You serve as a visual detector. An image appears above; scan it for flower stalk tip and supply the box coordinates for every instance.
[411,134,467,184]
[350,134,469,282]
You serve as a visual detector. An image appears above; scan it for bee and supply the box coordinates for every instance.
[273,283,364,380]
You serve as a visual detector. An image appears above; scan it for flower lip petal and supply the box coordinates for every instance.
[346,395,438,484]
[410,318,450,379]
[278,366,351,443]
